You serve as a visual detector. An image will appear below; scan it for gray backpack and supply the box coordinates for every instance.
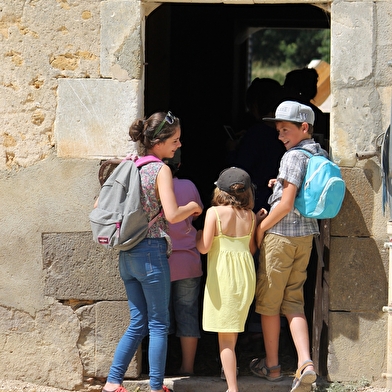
[89,156,162,251]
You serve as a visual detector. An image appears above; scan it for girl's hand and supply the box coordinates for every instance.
[268,178,277,188]
[256,208,268,225]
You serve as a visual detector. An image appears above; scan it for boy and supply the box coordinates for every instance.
[250,101,328,392]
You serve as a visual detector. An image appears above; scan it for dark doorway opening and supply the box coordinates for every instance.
[143,2,330,378]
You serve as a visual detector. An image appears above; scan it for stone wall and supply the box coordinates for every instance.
[328,0,392,383]
[0,1,142,389]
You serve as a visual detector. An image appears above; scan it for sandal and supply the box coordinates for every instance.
[290,360,317,392]
[249,358,283,381]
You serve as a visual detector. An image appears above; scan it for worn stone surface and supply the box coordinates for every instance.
[375,1,392,89]
[95,301,141,378]
[55,79,141,159]
[43,232,126,300]
[0,377,389,392]
[0,303,83,390]
[331,167,388,239]
[76,302,141,379]
[0,155,99,314]
[329,237,387,312]
[328,312,387,382]
[330,1,380,166]
[0,0,101,170]
[100,1,143,80]
[331,87,382,167]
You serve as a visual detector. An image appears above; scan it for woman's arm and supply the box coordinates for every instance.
[256,180,297,247]
[157,164,202,223]
[196,208,216,254]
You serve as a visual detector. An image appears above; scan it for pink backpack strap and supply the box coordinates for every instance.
[135,155,162,167]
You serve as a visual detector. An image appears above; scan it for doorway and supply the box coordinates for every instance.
[144,2,331,378]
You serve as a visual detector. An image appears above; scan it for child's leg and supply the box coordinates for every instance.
[261,314,281,368]
[286,313,316,392]
[218,332,238,392]
[179,336,198,374]
[286,313,313,370]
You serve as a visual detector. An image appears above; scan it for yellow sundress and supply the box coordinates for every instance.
[202,207,256,332]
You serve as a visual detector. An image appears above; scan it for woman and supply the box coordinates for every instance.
[103,111,203,392]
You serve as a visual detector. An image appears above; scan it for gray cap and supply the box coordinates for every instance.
[215,167,251,194]
[263,100,315,125]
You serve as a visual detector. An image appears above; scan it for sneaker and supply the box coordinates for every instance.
[102,387,128,392]
[163,386,173,392]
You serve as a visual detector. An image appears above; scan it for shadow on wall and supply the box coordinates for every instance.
[329,165,388,321]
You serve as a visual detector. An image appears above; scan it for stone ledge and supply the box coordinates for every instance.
[124,375,294,392]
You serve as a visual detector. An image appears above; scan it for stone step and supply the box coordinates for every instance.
[123,375,295,392]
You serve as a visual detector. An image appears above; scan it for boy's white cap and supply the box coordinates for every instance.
[263,100,315,125]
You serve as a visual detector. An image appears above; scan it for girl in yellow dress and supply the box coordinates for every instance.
[196,167,267,392]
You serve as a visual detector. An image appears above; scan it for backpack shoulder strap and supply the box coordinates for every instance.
[135,155,162,168]
[292,148,313,158]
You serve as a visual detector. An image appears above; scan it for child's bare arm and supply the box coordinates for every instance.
[249,211,258,255]
[255,208,268,226]
[256,180,297,247]
[196,208,216,254]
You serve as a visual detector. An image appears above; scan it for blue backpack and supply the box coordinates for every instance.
[294,149,346,219]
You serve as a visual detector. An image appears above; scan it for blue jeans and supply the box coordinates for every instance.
[107,238,170,390]
[169,277,201,338]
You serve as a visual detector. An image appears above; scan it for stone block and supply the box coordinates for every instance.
[0,1,101,169]
[378,86,392,133]
[330,2,381,165]
[329,237,387,312]
[330,87,383,166]
[77,302,141,378]
[55,79,141,159]
[0,303,83,390]
[332,168,374,237]
[0,156,101,314]
[375,2,392,87]
[331,2,373,85]
[328,311,386,382]
[43,232,126,301]
[100,1,143,80]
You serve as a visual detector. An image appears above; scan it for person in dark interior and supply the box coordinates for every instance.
[282,67,329,147]
[229,78,286,214]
